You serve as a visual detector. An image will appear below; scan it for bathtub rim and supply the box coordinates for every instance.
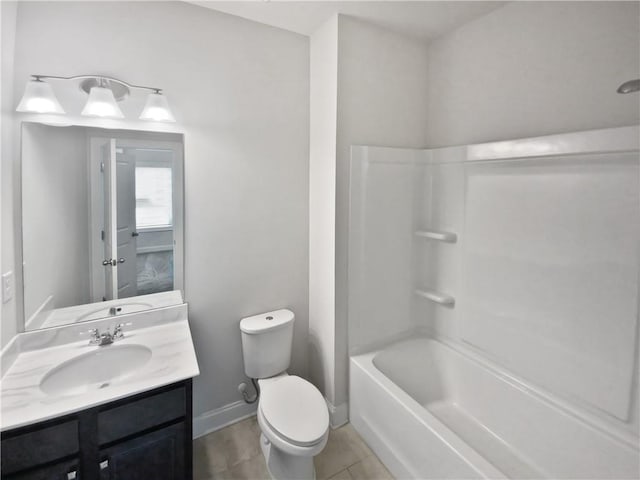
[350,347,509,479]
[352,331,639,453]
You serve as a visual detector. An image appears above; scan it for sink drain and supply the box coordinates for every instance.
[99,382,110,389]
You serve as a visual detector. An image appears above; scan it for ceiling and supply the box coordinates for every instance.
[188,1,507,42]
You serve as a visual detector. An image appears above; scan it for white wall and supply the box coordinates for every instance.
[1,1,18,348]
[334,16,429,408]
[8,1,310,431]
[21,124,90,322]
[426,1,640,147]
[309,15,338,407]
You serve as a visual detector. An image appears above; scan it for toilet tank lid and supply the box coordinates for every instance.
[240,309,294,334]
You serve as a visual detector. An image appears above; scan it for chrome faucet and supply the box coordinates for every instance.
[88,324,125,346]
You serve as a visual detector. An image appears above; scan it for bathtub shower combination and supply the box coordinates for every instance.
[347,126,640,479]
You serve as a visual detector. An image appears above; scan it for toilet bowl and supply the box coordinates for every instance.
[240,310,330,480]
[257,374,329,479]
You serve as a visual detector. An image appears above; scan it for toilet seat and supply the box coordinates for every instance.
[259,376,329,447]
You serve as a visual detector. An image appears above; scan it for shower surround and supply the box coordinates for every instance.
[347,126,640,479]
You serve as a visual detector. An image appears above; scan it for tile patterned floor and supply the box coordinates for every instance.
[193,416,394,480]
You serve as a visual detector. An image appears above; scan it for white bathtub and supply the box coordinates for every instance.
[349,336,639,479]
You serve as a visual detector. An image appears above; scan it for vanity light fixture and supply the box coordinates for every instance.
[16,74,176,122]
[81,84,124,119]
[139,91,176,122]
[16,77,66,114]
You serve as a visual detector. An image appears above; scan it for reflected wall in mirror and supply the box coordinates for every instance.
[21,123,184,331]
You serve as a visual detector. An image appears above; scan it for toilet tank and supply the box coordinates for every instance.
[240,309,294,379]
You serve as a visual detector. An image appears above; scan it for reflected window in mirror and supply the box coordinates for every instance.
[131,149,175,297]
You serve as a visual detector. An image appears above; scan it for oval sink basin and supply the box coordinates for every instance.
[40,345,152,396]
[76,302,154,322]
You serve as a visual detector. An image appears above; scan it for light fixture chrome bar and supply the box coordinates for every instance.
[30,74,162,94]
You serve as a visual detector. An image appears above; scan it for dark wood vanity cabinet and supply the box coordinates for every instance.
[1,380,192,480]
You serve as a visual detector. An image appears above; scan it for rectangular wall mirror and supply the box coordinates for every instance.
[20,123,184,331]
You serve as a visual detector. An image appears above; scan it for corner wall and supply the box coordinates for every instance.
[425,1,640,147]
[309,15,338,410]
[334,16,429,410]
[309,15,429,423]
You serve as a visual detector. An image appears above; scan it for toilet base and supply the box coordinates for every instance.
[260,433,316,480]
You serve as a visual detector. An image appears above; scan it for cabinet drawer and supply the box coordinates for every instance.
[1,420,79,475]
[97,386,185,445]
[4,457,79,480]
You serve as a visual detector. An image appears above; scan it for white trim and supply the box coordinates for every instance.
[1,334,20,378]
[193,400,257,439]
[24,294,53,331]
[137,226,173,233]
[193,395,347,439]
[325,397,349,429]
[353,125,640,166]
[107,139,118,297]
[467,125,640,161]
[137,245,173,254]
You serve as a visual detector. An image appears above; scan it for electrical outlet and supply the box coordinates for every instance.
[2,271,14,304]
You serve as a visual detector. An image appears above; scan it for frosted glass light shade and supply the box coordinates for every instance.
[81,86,124,118]
[16,80,65,114]
[139,93,176,122]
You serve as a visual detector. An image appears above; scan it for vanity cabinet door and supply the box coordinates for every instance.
[98,423,185,480]
[4,458,79,480]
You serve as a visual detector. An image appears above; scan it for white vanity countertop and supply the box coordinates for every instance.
[0,304,199,432]
[35,290,184,330]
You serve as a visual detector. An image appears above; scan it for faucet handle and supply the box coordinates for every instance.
[81,328,101,344]
[112,323,125,340]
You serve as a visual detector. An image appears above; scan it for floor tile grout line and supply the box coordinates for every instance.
[345,457,365,470]
[347,450,375,468]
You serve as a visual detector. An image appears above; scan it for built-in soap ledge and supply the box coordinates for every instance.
[415,288,455,306]
[414,230,457,243]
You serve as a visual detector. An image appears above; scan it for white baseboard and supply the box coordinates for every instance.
[325,398,349,428]
[193,400,257,439]
[193,397,347,439]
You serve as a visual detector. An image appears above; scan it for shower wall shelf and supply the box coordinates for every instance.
[414,230,457,243]
[415,289,455,306]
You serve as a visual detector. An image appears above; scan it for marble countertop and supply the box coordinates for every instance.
[1,304,199,432]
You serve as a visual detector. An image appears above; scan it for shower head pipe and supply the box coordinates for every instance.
[617,79,640,94]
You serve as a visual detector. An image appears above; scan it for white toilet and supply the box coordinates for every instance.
[240,309,329,480]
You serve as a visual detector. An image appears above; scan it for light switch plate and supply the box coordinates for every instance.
[2,270,14,304]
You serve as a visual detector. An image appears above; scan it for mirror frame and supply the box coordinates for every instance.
[16,121,185,332]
